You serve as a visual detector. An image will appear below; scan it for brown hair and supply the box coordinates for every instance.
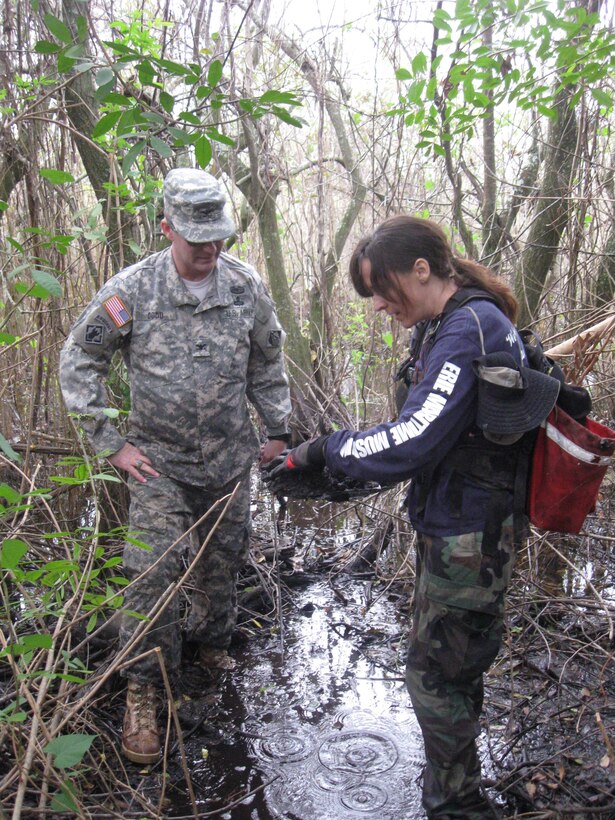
[349,215,518,323]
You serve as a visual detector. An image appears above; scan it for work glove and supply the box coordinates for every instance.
[262,436,328,482]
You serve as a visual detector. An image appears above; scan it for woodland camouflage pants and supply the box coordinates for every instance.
[406,519,516,819]
[119,471,251,684]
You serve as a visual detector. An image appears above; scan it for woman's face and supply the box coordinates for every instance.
[361,257,433,328]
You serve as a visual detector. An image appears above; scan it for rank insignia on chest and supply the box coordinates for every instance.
[85,324,105,345]
[103,295,132,328]
[194,339,211,357]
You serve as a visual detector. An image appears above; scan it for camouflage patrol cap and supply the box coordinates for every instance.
[163,168,235,242]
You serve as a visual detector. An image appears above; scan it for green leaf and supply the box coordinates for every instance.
[32,270,63,298]
[259,89,300,105]
[102,556,124,569]
[22,633,53,650]
[196,84,212,100]
[40,168,75,184]
[44,734,96,769]
[395,67,413,81]
[207,59,223,87]
[158,57,191,76]
[137,58,156,86]
[91,110,122,140]
[205,128,235,146]
[0,433,21,463]
[0,700,27,724]
[115,108,138,137]
[150,136,173,158]
[90,473,121,483]
[50,781,78,814]
[95,67,114,88]
[100,92,132,107]
[0,484,21,505]
[44,13,72,44]
[1,539,29,570]
[2,633,53,657]
[159,91,174,113]
[406,80,426,105]
[272,107,303,127]
[57,52,77,74]
[179,112,201,125]
[591,87,612,109]
[194,134,212,168]
[34,40,60,54]
[433,7,452,31]
[64,44,85,59]
[412,52,428,74]
[122,140,146,174]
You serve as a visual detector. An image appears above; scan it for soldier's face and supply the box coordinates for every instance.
[161,219,224,280]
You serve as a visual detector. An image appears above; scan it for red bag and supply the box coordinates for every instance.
[528,406,615,533]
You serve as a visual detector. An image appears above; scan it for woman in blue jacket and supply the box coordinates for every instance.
[266,215,559,819]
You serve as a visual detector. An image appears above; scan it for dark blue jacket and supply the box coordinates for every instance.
[324,297,526,536]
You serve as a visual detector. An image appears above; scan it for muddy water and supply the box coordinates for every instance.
[171,579,425,818]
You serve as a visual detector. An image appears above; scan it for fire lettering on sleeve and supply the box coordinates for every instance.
[338,361,461,461]
[432,361,460,395]
[339,430,391,460]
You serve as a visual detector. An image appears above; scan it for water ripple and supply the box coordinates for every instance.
[318,730,399,775]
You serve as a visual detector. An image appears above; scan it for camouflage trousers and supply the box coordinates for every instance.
[406,518,516,820]
[119,471,251,684]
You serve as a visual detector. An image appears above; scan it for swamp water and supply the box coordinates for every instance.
[166,577,426,819]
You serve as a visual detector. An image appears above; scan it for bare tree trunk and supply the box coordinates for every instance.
[515,85,578,328]
[481,21,498,264]
[227,129,314,430]
[60,0,137,273]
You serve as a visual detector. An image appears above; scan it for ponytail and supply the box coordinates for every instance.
[451,258,518,323]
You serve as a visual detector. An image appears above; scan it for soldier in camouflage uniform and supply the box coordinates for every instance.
[265,216,559,818]
[60,168,291,765]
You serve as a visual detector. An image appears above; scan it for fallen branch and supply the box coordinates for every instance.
[545,313,615,358]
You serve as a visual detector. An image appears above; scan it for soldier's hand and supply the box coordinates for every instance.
[262,437,328,482]
[108,442,160,484]
[259,438,287,466]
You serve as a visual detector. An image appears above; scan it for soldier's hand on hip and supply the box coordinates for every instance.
[108,442,160,483]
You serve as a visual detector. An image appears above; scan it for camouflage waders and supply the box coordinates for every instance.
[119,471,251,684]
[406,517,516,819]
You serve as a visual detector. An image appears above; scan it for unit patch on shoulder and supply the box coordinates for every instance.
[85,324,105,345]
[268,330,282,347]
[103,295,132,328]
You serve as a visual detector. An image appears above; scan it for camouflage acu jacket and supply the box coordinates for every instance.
[60,248,291,488]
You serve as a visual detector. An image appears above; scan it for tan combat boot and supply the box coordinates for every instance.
[121,679,160,764]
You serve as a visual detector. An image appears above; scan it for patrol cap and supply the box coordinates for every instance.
[473,351,560,436]
[163,168,235,243]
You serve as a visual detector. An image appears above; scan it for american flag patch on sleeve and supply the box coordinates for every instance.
[103,295,132,327]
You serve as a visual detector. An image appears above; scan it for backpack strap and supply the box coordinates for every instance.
[441,286,498,317]
[413,294,532,547]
